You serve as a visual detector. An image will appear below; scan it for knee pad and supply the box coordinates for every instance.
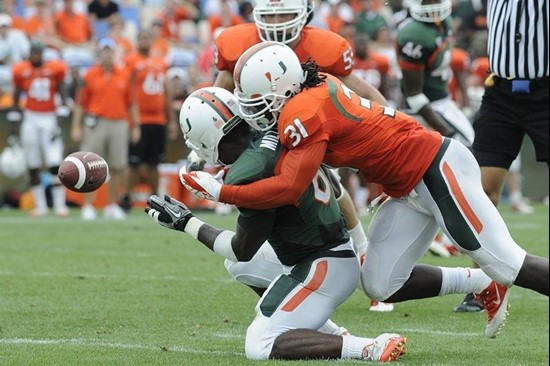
[361,272,403,301]
[471,247,525,287]
[245,315,276,360]
[224,258,280,289]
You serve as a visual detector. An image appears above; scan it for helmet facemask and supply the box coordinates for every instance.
[235,93,288,131]
[253,0,308,44]
[409,0,452,23]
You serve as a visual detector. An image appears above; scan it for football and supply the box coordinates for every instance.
[58,151,109,193]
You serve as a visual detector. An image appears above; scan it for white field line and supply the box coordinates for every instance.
[398,328,479,337]
[0,337,244,356]
[506,222,546,230]
[0,270,234,283]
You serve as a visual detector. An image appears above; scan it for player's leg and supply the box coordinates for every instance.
[507,155,534,213]
[124,125,144,212]
[361,196,495,303]
[21,112,47,217]
[245,242,406,361]
[430,98,475,147]
[80,118,109,220]
[225,242,349,336]
[104,119,129,220]
[145,124,166,195]
[41,112,68,216]
[416,138,548,336]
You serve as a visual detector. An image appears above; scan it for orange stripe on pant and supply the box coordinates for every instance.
[442,162,484,234]
[281,260,328,312]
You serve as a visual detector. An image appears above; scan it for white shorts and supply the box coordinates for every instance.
[20,110,63,170]
[362,138,527,301]
[413,98,475,147]
[245,241,359,360]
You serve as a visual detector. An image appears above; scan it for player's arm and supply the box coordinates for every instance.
[401,69,455,136]
[337,73,388,105]
[71,78,87,142]
[214,70,235,91]
[164,76,179,140]
[218,140,327,209]
[145,195,274,262]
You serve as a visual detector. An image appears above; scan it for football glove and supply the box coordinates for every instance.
[145,194,194,232]
[186,150,206,172]
[179,166,224,202]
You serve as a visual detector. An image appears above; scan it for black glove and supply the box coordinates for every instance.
[145,194,194,232]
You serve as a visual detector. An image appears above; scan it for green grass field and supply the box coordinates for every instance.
[0,205,548,366]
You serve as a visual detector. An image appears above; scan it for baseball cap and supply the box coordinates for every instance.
[0,14,12,27]
[97,37,117,50]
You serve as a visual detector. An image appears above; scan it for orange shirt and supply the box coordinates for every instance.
[353,52,390,90]
[220,75,442,209]
[12,60,67,112]
[160,6,190,41]
[79,65,132,120]
[125,53,168,124]
[208,14,242,35]
[55,11,92,44]
[326,15,344,34]
[115,37,134,56]
[470,57,490,84]
[25,15,55,37]
[11,16,26,31]
[449,48,471,101]
[216,24,354,76]
[151,37,170,59]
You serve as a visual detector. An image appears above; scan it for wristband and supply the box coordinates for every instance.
[213,230,238,261]
[184,217,204,239]
[406,93,430,114]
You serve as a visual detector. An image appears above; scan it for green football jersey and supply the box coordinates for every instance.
[397,17,454,102]
[224,131,350,266]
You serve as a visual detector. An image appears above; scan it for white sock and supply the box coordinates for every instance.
[317,319,341,335]
[348,223,368,258]
[31,184,47,210]
[509,191,523,205]
[438,267,492,296]
[341,335,373,359]
[51,185,67,210]
[354,187,368,211]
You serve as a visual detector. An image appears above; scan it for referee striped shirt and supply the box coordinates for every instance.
[487,0,549,79]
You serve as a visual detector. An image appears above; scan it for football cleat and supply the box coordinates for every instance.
[369,300,394,312]
[474,281,511,338]
[453,293,484,313]
[29,208,48,218]
[362,333,407,362]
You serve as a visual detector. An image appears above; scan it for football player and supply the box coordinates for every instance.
[205,0,390,310]
[397,0,474,147]
[180,43,550,339]
[146,87,406,361]
[12,41,70,217]
[123,29,178,210]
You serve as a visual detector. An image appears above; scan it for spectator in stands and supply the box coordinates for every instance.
[88,0,120,22]
[71,38,138,220]
[238,1,253,23]
[355,0,388,40]
[55,0,92,47]
[109,18,134,64]
[326,0,345,34]
[150,20,170,59]
[158,0,198,43]
[208,1,242,37]
[25,0,55,40]
[203,0,239,18]
[123,29,177,210]
[0,14,30,65]
[1,1,25,31]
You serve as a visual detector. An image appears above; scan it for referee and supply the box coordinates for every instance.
[456,0,549,312]
[473,0,548,203]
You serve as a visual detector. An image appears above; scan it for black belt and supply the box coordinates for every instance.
[493,75,548,90]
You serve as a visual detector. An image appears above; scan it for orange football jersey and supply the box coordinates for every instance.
[215,24,354,76]
[470,56,490,84]
[12,60,67,112]
[277,74,441,197]
[353,53,390,90]
[125,53,168,124]
[220,75,442,208]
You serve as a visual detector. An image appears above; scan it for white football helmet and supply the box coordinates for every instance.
[253,0,309,44]
[409,0,452,23]
[179,87,242,166]
[234,42,306,131]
